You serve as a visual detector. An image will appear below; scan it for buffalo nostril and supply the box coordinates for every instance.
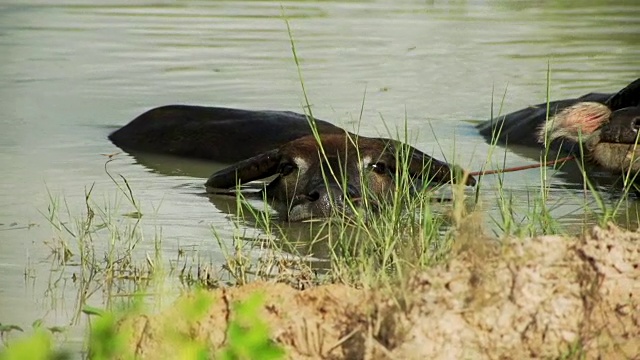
[307,190,320,202]
[306,187,346,205]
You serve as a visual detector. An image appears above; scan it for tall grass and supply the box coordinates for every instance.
[40,156,162,324]
[202,13,482,300]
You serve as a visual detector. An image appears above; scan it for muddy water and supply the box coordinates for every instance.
[0,0,639,350]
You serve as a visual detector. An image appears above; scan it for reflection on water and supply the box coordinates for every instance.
[0,0,639,351]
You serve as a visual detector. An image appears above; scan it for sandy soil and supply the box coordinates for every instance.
[119,224,639,359]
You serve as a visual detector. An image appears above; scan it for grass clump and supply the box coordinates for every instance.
[0,289,286,359]
[0,328,69,360]
[41,158,160,324]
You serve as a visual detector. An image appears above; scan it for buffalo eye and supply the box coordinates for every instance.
[371,161,389,175]
[278,162,297,176]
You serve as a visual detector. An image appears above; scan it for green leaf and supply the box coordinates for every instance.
[81,306,106,317]
[0,324,23,333]
[47,326,66,334]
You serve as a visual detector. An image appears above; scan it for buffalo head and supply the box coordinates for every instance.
[205,134,476,221]
[538,78,640,173]
[538,103,640,172]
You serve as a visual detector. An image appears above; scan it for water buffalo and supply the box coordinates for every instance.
[108,105,346,162]
[110,105,476,221]
[477,78,640,173]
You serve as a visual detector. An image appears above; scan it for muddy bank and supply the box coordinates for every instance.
[120,224,639,359]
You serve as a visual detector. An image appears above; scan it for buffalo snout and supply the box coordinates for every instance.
[288,184,357,221]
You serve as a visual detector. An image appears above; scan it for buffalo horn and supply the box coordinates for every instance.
[205,149,281,191]
[606,78,640,111]
[389,141,476,186]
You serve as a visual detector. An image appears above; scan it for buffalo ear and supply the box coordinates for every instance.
[606,78,640,111]
[388,141,475,186]
[205,149,281,192]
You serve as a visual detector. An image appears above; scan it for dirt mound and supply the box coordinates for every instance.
[395,224,639,359]
[120,224,639,359]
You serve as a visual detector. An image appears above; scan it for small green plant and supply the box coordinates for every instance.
[83,306,130,360]
[82,291,214,360]
[0,322,70,360]
[557,339,586,360]
[218,293,285,360]
[80,290,283,360]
